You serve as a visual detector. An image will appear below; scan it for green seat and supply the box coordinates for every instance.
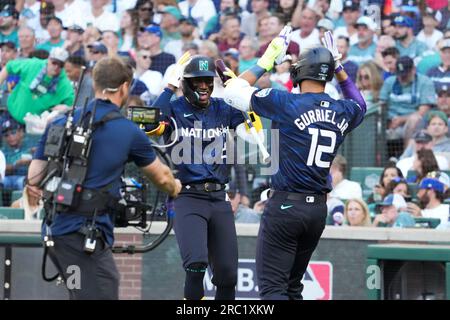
[349,167,384,199]
[11,190,23,203]
[414,217,441,229]
[0,207,25,219]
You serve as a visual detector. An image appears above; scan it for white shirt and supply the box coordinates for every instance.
[0,150,5,180]
[138,70,164,96]
[397,155,449,177]
[422,204,450,229]
[178,0,217,35]
[82,9,120,32]
[417,29,443,51]
[333,27,359,46]
[330,179,363,200]
[163,39,202,61]
[291,28,321,51]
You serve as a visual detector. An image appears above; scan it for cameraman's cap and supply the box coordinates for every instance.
[141,24,162,38]
[2,118,24,134]
[413,130,432,143]
[87,41,108,54]
[343,0,359,11]
[180,16,198,27]
[49,47,69,62]
[355,16,377,32]
[379,194,407,210]
[427,110,448,126]
[317,18,334,31]
[419,178,445,193]
[396,56,414,76]
[393,15,414,28]
[159,6,182,21]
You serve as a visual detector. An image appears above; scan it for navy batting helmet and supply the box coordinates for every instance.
[289,47,335,87]
[182,55,216,108]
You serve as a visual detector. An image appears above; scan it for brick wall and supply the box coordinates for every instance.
[114,234,143,300]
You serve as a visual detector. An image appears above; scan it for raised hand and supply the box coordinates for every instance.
[322,31,342,63]
[167,51,192,88]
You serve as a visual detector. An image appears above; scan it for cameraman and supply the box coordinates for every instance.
[26,57,181,300]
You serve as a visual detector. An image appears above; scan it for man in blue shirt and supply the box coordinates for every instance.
[426,38,450,91]
[26,57,181,300]
[223,31,367,299]
[348,16,377,66]
[393,16,428,60]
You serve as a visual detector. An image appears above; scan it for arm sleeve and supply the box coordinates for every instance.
[250,89,295,123]
[152,87,175,118]
[338,77,367,115]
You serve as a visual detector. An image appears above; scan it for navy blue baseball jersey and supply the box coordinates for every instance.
[158,89,245,184]
[250,89,365,194]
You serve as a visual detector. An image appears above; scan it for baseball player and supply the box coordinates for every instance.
[223,31,367,299]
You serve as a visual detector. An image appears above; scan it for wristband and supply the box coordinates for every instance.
[335,63,344,74]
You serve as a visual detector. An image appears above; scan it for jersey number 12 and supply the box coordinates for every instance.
[306,128,336,168]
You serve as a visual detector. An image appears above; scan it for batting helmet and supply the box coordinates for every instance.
[289,47,335,87]
[182,55,216,107]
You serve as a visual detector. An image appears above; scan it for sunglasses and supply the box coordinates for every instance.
[3,129,18,137]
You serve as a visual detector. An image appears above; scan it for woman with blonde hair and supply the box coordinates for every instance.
[344,198,372,227]
[356,61,383,110]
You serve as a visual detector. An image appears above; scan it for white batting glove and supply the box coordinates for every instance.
[275,25,293,65]
[322,31,342,63]
[167,51,192,88]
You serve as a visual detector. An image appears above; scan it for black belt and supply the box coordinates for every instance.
[268,190,326,204]
[183,182,226,192]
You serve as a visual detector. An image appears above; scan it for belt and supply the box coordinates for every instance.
[268,190,326,204]
[183,182,226,192]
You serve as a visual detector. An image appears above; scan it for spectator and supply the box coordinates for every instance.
[101,30,120,56]
[223,48,239,75]
[252,188,269,215]
[52,0,83,29]
[373,193,415,227]
[204,0,243,40]
[436,83,450,125]
[333,0,360,46]
[344,198,372,227]
[0,149,5,182]
[138,24,175,75]
[348,16,377,66]
[270,55,293,91]
[373,35,396,73]
[36,16,65,53]
[1,117,33,190]
[216,15,243,52]
[329,154,363,201]
[0,47,74,124]
[326,195,345,226]
[119,9,140,53]
[17,26,36,58]
[426,38,450,92]
[393,15,427,61]
[406,178,449,228]
[86,41,108,69]
[309,0,333,21]
[417,8,443,51]
[385,177,411,200]
[381,14,396,38]
[134,0,154,28]
[409,149,441,183]
[381,46,400,79]
[82,26,102,48]
[159,6,182,49]
[317,18,334,44]
[64,25,85,58]
[84,0,120,32]
[275,0,298,25]
[380,56,437,150]
[356,61,383,110]
[229,190,261,223]
[241,0,270,39]
[64,56,94,106]
[238,35,258,74]
[134,48,163,97]
[164,16,201,61]
[291,7,321,51]
[336,36,358,83]
[0,4,19,47]
[367,163,404,204]
[199,39,220,60]
[256,15,271,47]
[0,41,17,68]
[397,131,449,176]
[178,0,217,35]
[27,1,54,45]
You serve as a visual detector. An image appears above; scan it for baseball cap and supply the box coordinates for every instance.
[141,24,162,38]
[435,82,449,95]
[160,6,182,21]
[87,41,108,54]
[224,48,239,61]
[379,194,407,210]
[47,16,63,26]
[426,110,448,125]
[0,4,19,18]
[413,130,432,143]
[424,7,443,23]
[66,24,85,34]
[180,16,198,27]
[343,0,359,11]
[396,56,414,76]
[49,47,69,63]
[317,19,334,31]
[401,0,420,14]
[426,171,450,188]
[1,118,24,134]
[393,15,414,28]
[355,16,377,32]
[419,178,445,193]
[0,41,16,50]
[439,38,450,50]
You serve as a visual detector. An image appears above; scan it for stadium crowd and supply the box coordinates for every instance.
[0,0,449,229]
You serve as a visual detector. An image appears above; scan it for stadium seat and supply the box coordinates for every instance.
[0,207,25,219]
[413,217,441,229]
[349,167,384,199]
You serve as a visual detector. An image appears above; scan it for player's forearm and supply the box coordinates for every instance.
[336,65,367,113]
[27,159,48,187]
[239,65,266,87]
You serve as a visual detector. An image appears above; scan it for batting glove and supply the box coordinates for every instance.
[258,25,292,71]
[167,51,192,88]
[322,31,342,64]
